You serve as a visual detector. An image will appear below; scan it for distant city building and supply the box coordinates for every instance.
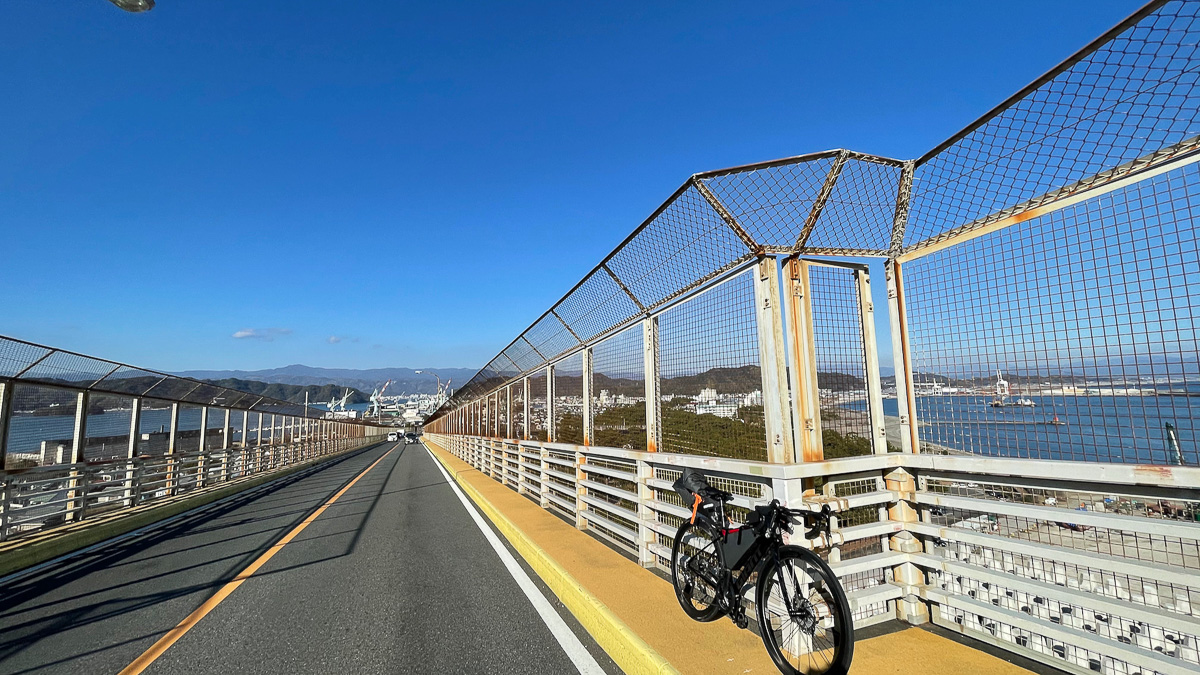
[696,402,738,419]
[743,390,763,407]
[698,388,718,404]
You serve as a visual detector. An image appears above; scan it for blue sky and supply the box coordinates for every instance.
[0,0,1141,372]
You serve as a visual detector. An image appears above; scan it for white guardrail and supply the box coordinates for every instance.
[426,432,1200,675]
[0,429,388,542]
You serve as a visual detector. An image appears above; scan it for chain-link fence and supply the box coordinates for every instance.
[427,0,1200,471]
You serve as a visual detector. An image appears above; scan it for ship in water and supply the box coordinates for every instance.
[989,371,1036,408]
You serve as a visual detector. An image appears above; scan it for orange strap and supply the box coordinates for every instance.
[690,493,702,524]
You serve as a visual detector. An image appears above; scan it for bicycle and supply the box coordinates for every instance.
[670,469,854,675]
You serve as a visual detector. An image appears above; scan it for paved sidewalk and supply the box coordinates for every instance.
[426,441,1039,675]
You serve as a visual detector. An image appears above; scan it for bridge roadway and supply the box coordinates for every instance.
[0,441,618,674]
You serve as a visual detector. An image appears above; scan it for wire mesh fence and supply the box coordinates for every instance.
[591,325,647,450]
[553,352,585,445]
[427,0,1200,471]
[657,270,766,461]
[806,264,877,456]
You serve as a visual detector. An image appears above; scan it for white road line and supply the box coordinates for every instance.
[425,446,606,675]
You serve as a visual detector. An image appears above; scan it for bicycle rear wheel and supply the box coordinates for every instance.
[670,522,725,622]
[755,545,853,675]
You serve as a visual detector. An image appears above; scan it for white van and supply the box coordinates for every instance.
[387,431,399,442]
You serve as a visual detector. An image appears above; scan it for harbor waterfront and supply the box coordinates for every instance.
[862,393,1200,465]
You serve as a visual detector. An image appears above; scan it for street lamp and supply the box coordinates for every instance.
[107,0,154,11]
[414,370,443,400]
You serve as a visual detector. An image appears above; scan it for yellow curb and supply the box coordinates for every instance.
[427,443,679,675]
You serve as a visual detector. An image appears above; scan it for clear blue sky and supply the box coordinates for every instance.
[0,0,1141,372]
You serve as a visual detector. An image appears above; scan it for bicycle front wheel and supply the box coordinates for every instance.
[755,545,853,675]
[670,522,725,622]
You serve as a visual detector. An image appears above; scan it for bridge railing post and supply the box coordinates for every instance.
[166,402,179,495]
[197,406,209,489]
[124,397,142,508]
[220,408,231,482]
[66,391,89,521]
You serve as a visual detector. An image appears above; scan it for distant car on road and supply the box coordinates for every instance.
[387,431,399,442]
[405,433,418,444]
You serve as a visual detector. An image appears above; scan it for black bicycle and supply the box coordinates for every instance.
[670,469,854,675]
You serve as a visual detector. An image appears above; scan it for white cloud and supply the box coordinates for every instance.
[232,327,292,341]
[327,336,343,344]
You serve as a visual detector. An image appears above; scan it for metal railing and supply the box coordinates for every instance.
[425,2,1200,674]
[0,335,389,541]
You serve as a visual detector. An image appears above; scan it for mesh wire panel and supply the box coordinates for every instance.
[504,339,543,375]
[553,268,643,345]
[657,270,766,460]
[697,155,838,249]
[806,158,903,253]
[905,161,1200,465]
[591,325,647,450]
[510,382,525,439]
[19,350,118,389]
[4,383,77,468]
[528,371,548,441]
[84,393,133,462]
[807,264,875,456]
[553,352,585,445]
[0,339,52,379]
[906,1,1200,248]
[525,314,580,367]
[607,185,755,309]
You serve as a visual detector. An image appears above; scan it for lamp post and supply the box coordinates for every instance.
[415,371,443,402]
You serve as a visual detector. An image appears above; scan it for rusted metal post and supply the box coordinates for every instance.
[785,258,823,461]
[754,256,795,464]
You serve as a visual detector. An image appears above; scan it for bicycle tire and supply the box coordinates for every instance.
[755,545,854,675]
[670,522,725,622]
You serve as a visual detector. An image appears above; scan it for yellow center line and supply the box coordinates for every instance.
[118,446,396,675]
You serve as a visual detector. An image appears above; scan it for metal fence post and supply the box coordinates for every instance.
[66,391,89,521]
[255,412,264,471]
[886,260,919,453]
[197,406,209,488]
[642,316,660,453]
[220,408,231,482]
[0,381,12,470]
[582,347,593,446]
[785,258,823,461]
[523,377,530,441]
[166,402,180,494]
[855,269,890,455]
[506,384,513,439]
[124,397,142,507]
[546,364,556,443]
[754,256,796,464]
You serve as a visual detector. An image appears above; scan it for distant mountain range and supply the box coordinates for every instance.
[175,365,477,395]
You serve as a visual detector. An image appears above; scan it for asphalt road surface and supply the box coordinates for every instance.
[0,441,620,674]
